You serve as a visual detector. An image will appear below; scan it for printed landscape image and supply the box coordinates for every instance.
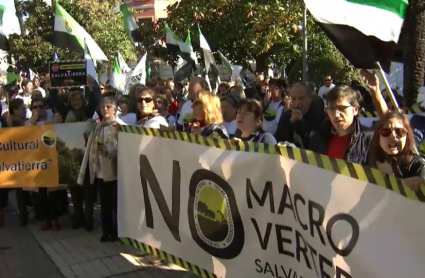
[54,122,93,185]
[196,186,229,242]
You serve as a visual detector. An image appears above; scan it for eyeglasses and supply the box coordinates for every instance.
[325,105,352,113]
[379,128,407,138]
[138,97,153,103]
[32,105,44,109]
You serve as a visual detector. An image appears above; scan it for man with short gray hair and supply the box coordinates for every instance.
[274,82,326,149]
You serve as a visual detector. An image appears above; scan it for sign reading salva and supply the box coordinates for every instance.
[118,131,425,278]
[50,60,87,88]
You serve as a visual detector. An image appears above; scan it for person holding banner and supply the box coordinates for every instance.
[232,98,277,144]
[309,85,371,164]
[4,98,37,226]
[135,88,169,128]
[25,97,63,231]
[274,82,326,149]
[189,91,229,139]
[370,110,425,191]
[77,97,125,242]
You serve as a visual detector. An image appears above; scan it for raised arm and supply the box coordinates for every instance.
[361,70,388,118]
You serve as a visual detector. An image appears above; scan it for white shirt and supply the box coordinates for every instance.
[165,114,177,129]
[15,94,32,118]
[118,112,137,125]
[34,87,46,97]
[138,116,169,129]
[263,100,284,135]
[177,100,193,127]
[318,84,335,99]
[1,101,8,116]
[224,120,237,135]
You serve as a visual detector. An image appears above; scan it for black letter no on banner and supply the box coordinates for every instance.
[326,214,359,257]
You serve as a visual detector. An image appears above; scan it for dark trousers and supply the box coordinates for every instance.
[36,189,61,222]
[0,188,8,209]
[15,189,30,219]
[69,183,97,227]
[95,178,118,237]
[58,189,69,214]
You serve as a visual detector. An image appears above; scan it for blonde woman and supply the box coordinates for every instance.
[78,97,125,242]
[189,91,229,139]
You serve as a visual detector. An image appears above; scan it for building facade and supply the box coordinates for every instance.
[123,0,178,22]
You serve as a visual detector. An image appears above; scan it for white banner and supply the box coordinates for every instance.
[118,133,425,278]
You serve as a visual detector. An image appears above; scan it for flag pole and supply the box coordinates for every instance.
[375,61,399,109]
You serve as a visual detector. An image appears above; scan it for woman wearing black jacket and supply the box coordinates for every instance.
[370,110,425,192]
[50,77,101,231]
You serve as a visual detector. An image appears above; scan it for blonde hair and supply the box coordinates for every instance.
[195,91,223,125]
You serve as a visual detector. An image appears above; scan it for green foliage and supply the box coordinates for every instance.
[9,0,137,73]
[288,27,362,85]
[143,0,307,72]
[142,0,360,82]
[56,138,83,185]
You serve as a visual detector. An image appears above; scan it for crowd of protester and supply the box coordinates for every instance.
[0,70,424,244]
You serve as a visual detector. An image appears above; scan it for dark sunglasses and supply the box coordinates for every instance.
[379,128,407,138]
[32,105,44,109]
[138,97,153,104]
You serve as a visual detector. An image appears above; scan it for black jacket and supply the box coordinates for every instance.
[49,83,101,122]
[390,155,425,180]
[274,103,326,149]
[309,117,372,165]
[202,124,229,139]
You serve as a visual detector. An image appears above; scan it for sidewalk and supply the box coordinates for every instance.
[0,192,200,278]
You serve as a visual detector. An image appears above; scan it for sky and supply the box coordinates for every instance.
[3,0,19,36]
[3,0,51,36]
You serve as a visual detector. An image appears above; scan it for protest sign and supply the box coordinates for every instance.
[54,122,93,185]
[0,125,58,188]
[50,60,87,88]
[118,127,425,278]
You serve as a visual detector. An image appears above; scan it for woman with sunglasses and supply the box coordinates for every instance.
[136,88,168,128]
[370,110,425,191]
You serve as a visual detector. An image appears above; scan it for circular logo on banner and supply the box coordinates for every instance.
[41,130,56,147]
[51,64,60,73]
[188,169,245,259]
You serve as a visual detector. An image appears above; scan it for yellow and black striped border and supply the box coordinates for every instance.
[120,125,425,202]
[119,125,425,278]
[120,237,218,278]
[359,106,425,117]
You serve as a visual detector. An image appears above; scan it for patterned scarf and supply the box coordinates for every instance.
[137,110,159,127]
[89,118,117,175]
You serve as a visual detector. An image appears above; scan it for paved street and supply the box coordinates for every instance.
[0,192,200,278]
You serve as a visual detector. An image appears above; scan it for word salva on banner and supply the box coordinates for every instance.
[117,129,425,278]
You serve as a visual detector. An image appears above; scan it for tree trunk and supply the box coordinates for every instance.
[255,54,268,75]
[403,0,425,107]
[14,0,26,37]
